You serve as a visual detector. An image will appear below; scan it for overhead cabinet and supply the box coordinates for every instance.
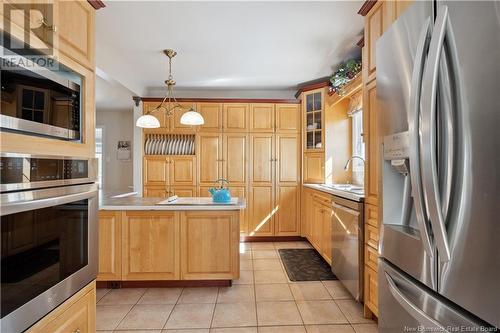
[223,103,249,132]
[250,103,275,132]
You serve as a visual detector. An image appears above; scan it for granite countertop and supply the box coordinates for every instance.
[303,183,365,202]
[99,195,246,211]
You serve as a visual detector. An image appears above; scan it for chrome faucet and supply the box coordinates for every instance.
[344,155,366,171]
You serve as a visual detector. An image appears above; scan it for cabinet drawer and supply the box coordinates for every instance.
[364,264,378,316]
[365,224,379,250]
[312,192,331,207]
[365,244,378,272]
[365,204,378,227]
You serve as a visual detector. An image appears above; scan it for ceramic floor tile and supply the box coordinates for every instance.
[138,288,183,304]
[217,284,255,303]
[163,329,209,333]
[322,281,353,300]
[289,282,332,301]
[305,324,355,333]
[212,302,257,328]
[255,284,294,302]
[241,259,254,270]
[251,242,275,250]
[210,327,258,333]
[254,270,288,284]
[296,300,349,325]
[335,300,374,324]
[98,288,146,305]
[252,250,278,259]
[165,303,215,329]
[253,259,283,271]
[256,301,303,326]
[95,304,133,331]
[352,324,379,333]
[233,270,255,285]
[258,326,306,333]
[116,304,173,330]
[96,288,111,303]
[240,243,252,252]
[178,287,218,304]
[114,330,162,332]
[240,251,253,260]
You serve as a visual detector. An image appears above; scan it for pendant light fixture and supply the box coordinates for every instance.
[136,49,204,128]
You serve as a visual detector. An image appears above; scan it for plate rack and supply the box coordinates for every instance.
[144,134,196,155]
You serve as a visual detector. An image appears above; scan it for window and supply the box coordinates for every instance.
[95,128,103,188]
[351,110,365,177]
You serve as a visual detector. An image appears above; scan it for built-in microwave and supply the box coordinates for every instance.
[0,154,97,333]
[0,47,83,141]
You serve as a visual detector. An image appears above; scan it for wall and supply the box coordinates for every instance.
[96,109,134,191]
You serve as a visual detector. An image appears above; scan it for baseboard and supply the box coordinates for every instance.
[96,280,232,288]
[240,236,307,242]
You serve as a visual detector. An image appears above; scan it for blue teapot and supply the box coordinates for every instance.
[208,179,231,203]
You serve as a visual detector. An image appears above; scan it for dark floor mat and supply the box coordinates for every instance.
[278,248,337,281]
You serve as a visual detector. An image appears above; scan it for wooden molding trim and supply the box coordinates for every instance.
[294,79,330,99]
[357,36,365,48]
[139,97,300,104]
[87,0,106,9]
[241,236,307,242]
[358,0,378,16]
[97,280,232,288]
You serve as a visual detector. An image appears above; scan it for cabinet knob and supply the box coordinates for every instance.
[74,329,81,333]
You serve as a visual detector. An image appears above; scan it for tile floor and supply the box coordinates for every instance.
[96,241,378,333]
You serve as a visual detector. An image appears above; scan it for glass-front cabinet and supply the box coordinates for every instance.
[304,88,324,151]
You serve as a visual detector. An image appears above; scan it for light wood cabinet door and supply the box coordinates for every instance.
[223,103,249,132]
[97,211,121,281]
[321,206,332,264]
[223,133,248,185]
[28,282,96,333]
[303,152,324,183]
[250,134,274,185]
[56,0,95,70]
[122,211,180,280]
[248,186,275,236]
[310,202,323,251]
[170,156,196,186]
[171,186,197,197]
[144,156,169,186]
[364,264,379,316]
[276,104,300,133]
[181,211,239,280]
[276,134,300,185]
[275,185,300,236]
[250,103,275,132]
[143,102,168,129]
[197,103,222,132]
[198,133,223,184]
[301,188,313,239]
[143,186,168,198]
[364,80,380,206]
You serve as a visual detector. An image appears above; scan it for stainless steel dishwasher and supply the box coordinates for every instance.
[330,195,364,301]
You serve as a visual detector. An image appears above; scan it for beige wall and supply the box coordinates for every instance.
[96,109,134,192]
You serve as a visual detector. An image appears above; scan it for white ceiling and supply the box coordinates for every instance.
[95,1,364,107]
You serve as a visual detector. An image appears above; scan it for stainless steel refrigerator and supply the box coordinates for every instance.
[377,1,500,331]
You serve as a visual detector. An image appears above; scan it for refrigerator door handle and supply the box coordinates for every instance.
[420,6,451,262]
[408,17,433,257]
[385,272,450,332]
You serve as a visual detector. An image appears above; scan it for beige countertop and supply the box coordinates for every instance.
[303,183,365,202]
[99,195,246,211]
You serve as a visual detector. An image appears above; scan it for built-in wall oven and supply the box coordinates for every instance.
[0,46,82,141]
[0,154,97,333]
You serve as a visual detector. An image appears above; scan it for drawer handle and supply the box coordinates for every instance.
[74,329,81,333]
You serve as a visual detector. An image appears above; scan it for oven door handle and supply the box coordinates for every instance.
[0,184,98,216]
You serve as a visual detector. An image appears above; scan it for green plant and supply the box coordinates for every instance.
[329,59,362,94]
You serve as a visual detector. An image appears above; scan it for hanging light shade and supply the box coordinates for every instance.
[136,49,204,128]
[136,114,160,128]
[180,108,205,126]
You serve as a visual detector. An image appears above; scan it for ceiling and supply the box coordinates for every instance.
[95,1,364,108]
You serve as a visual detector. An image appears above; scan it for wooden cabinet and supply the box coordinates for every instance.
[303,152,325,183]
[364,265,379,317]
[144,156,169,185]
[171,186,197,197]
[250,103,275,132]
[321,205,333,264]
[223,103,249,132]
[303,88,325,151]
[197,103,222,132]
[276,104,300,133]
[97,211,121,281]
[249,134,274,184]
[27,281,96,333]
[170,156,197,186]
[364,80,380,206]
[276,134,300,184]
[180,211,239,280]
[198,133,223,184]
[56,0,95,70]
[143,156,196,196]
[275,185,300,236]
[248,186,275,236]
[143,186,168,198]
[301,188,314,239]
[122,211,180,280]
[311,201,324,250]
[223,133,248,185]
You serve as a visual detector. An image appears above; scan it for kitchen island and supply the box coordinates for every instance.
[97,195,246,286]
